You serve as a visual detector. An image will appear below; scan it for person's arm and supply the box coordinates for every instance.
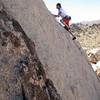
[53,14,59,17]
[52,11,61,17]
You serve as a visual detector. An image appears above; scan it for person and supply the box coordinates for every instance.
[54,3,71,27]
[54,3,76,40]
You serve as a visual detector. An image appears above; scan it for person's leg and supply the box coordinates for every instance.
[60,18,70,31]
[63,17,76,40]
[60,19,64,25]
[63,18,69,26]
[60,17,69,26]
[64,25,69,31]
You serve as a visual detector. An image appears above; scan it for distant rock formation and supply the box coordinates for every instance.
[96,50,100,61]
[71,22,100,48]
[87,49,100,73]
[0,0,100,100]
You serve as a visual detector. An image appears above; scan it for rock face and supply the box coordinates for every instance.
[0,6,61,100]
[0,0,100,100]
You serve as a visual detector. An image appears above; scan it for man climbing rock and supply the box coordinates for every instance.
[54,3,71,26]
[54,3,76,40]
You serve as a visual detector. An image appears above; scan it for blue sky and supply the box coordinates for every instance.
[43,0,100,23]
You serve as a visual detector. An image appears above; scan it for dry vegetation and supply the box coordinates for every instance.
[71,23,100,49]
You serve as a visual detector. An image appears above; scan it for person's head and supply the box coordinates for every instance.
[56,3,61,9]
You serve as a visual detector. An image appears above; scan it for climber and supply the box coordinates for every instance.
[54,3,76,40]
[54,3,71,27]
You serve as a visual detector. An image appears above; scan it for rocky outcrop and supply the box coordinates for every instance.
[96,69,100,78]
[71,22,100,48]
[87,49,100,64]
[95,50,100,61]
[87,49,100,74]
[0,0,100,100]
[88,53,98,64]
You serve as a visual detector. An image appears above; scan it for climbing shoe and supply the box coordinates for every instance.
[72,37,76,40]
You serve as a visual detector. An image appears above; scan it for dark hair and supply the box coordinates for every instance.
[56,3,61,8]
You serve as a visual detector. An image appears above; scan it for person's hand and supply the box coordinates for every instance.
[51,14,58,17]
[55,15,59,17]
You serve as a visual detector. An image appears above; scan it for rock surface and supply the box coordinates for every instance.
[0,0,100,100]
[0,7,61,100]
